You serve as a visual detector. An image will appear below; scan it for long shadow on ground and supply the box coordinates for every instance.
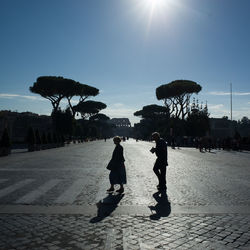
[149,191,171,220]
[90,193,124,223]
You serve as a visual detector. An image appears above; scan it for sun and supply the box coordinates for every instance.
[134,0,176,35]
[141,0,172,21]
[144,0,169,11]
[140,0,172,29]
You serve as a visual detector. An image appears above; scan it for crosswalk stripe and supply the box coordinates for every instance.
[122,228,130,250]
[104,229,115,250]
[15,179,61,204]
[0,179,35,198]
[95,176,110,204]
[123,149,152,205]
[55,179,84,204]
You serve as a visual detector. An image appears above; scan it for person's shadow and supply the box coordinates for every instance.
[149,190,171,220]
[90,193,124,223]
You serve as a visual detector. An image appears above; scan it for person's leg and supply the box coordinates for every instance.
[117,184,124,193]
[107,184,114,192]
[159,166,167,189]
[108,171,115,191]
[153,162,161,187]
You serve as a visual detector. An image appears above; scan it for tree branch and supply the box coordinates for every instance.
[66,96,76,118]
[79,95,89,102]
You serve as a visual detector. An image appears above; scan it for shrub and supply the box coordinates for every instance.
[1,128,11,147]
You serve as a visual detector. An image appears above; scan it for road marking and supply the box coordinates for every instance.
[123,228,131,250]
[15,179,60,204]
[167,182,184,204]
[124,148,152,205]
[55,179,84,204]
[0,179,34,198]
[0,168,88,171]
[95,174,110,204]
[104,229,115,250]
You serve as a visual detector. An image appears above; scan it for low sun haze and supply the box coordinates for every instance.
[0,0,250,125]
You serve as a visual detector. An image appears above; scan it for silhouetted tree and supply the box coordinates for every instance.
[30,76,99,117]
[89,113,110,138]
[186,105,210,137]
[156,80,202,120]
[134,105,170,140]
[74,100,107,119]
[30,76,70,111]
[1,128,11,148]
[134,119,153,140]
[239,116,250,128]
[64,82,99,117]
[134,104,169,119]
[89,113,110,121]
[89,126,98,138]
[74,124,83,139]
[51,108,74,136]
[0,128,11,156]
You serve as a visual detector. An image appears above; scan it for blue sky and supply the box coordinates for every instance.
[0,0,250,125]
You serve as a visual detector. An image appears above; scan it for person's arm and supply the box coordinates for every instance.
[156,140,167,158]
[118,146,125,162]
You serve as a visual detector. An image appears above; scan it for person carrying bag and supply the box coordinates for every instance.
[106,136,127,193]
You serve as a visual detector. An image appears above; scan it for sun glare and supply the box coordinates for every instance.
[140,0,173,23]
[144,0,169,12]
[134,0,178,37]
[138,0,173,35]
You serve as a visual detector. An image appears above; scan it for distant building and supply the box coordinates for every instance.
[0,110,52,143]
[108,118,133,137]
[109,118,131,127]
[209,117,237,138]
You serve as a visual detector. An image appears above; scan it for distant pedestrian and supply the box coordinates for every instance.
[106,136,127,193]
[171,137,175,149]
[150,132,168,191]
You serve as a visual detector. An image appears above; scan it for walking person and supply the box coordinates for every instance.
[150,132,168,191]
[106,136,127,193]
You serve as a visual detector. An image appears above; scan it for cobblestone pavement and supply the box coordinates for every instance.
[0,214,249,249]
[0,139,250,249]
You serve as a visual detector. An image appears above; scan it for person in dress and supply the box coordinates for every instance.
[107,136,127,193]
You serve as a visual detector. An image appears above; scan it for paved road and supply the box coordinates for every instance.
[0,139,250,249]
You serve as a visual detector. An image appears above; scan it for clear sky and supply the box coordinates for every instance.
[0,0,250,125]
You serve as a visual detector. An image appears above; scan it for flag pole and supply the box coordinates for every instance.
[230,83,232,121]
